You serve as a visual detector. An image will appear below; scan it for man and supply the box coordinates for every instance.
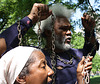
[0,3,99,84]
[34,3,99,84]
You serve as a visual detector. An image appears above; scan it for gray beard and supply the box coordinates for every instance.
[55,36,71,51]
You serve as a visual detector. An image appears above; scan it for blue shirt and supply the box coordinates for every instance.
[42,47,96,84]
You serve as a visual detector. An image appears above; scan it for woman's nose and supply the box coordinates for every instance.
[47,65,54,76]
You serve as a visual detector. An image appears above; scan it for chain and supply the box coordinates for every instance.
[17,21,22,46]
[82,10,97,84]
[57,51,82,65]
[50,14,56,84]
[57,55,73,65]
[38,21,41,49]
[82,55,90,84]
[37,10,42,49]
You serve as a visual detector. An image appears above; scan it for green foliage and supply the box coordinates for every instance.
[71,32,84,49]
[90,76,100,84]
[92,53,100,73]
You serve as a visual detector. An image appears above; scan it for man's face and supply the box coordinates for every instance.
[54,17,72,51]
[25,51,54,84]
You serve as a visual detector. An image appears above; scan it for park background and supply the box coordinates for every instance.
[0,0,100,84]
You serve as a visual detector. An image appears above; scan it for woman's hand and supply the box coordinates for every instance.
[77,56,93,84]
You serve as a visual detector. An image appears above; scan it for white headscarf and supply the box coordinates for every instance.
[0,46,37,84]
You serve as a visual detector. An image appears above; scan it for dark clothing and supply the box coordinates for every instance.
[0,17,33,53]
[0,16,99,84]
[42,45,96,84]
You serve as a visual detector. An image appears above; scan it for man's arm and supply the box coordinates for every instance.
[81,13,99,56]
[0,3,52,57]
[0,16,33,57]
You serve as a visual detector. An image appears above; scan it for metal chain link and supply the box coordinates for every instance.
[37,10,57,84]
[57,55,73,65]
[82,55,90,84]
[37,10,42,49]
[17,21,22,46]
[82,10,97,84]
[50,14,56,84]
[38,21,41,49]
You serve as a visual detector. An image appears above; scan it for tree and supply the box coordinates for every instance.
[92,53,100,73]
[0,0,100,47]
[71,32,84,49]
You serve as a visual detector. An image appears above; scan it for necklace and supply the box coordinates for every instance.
[43,48,81,65]
[57,55,73,65]
[56,52,80,65]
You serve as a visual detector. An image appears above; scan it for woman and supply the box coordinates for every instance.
[0,46,54,84]
[0,46,92,84]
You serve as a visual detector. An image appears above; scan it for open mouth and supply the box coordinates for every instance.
[67,38,71,42]
[64,36,71,44]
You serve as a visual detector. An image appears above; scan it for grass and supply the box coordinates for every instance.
[90,75,100,84]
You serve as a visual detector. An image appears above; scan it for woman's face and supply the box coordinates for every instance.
[25,50,54,84]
